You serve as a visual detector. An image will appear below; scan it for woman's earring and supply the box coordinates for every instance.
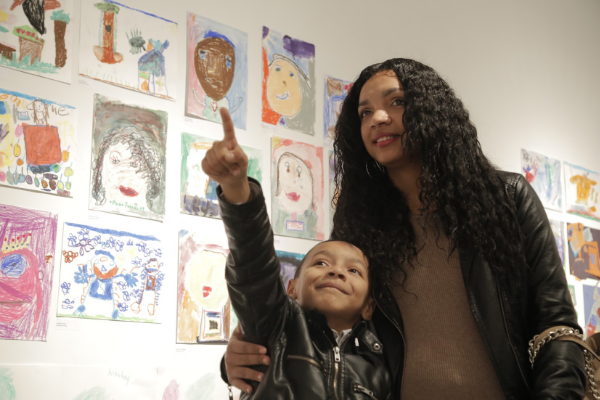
[366,161,373,179]
[375,161,385,172]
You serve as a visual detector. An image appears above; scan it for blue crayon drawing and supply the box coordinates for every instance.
[58,223,163,323]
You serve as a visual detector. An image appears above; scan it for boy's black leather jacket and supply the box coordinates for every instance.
[365,172,585,399]
[219,180,392,400]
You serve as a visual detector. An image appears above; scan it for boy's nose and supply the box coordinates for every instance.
[327,267,346,280]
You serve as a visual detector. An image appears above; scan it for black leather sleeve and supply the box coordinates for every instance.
[512,174,586,398]
[218,178,289,346]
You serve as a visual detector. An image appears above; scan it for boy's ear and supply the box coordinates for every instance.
[286,279,298,299]
[361,297,376,321]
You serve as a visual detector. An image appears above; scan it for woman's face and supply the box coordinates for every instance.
[358,70,408,171]
[276,154,313,214]
[102,142,148,202]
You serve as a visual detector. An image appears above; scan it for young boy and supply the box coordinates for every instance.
[203,109,391,399]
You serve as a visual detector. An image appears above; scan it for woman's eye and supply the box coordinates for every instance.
[359,110,371,119]
[130,160,139,168]
[276,67,281,72]
[392,98,405,106]
[289,72,294,78]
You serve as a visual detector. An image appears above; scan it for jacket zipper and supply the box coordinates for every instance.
[496,280,531,393]
[374,297,406,399]
[333,345,341,400]
[353,383,378,399]
[286,354,322,369]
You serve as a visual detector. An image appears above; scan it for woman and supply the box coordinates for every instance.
[223,58,585,399]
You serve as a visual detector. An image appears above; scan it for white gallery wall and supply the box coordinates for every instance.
[0,0,599,397]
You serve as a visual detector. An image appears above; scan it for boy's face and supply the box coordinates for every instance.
[287,241,374,324]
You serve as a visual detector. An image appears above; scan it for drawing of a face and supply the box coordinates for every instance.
[194,36,235,101]
[267,58,302,117]
[102,142,148,202]
[276,153,313,214]
[184,144,212,198]
[186,250,227,311]
[92,253,117,280]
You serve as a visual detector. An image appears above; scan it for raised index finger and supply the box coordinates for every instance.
[220,108,237,149]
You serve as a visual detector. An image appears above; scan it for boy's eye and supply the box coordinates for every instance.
[314,261,327,266]
[349,268,362,276]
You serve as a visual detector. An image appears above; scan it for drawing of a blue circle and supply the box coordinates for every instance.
[0,253,28,278]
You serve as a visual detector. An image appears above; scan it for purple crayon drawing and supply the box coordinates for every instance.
[0,203,58,341]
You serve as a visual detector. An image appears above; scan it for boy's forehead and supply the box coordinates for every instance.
[306,241,368,264]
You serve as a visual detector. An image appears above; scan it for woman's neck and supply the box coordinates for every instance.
[386,158,423,215]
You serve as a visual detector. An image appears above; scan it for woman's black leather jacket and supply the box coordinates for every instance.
[369,172,585,399]
[219,180,392,400]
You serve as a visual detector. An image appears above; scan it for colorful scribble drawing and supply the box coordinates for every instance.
[79,0,178,101]
[177,231,231,343]
[564,162,600,222]
[0,365,156,398]
[0,1,72,83]
[89,94,167,221]
[323,75,352,141]
[0,89,77,196]
[186,12,248,129]
[180,132,262,218]
[521,149,563,211]
[158,369,226,400]
[0,204,57,341]
[583,282,600,337]
[549,219,565,265]
[275,250,304,292]
[57,222,163,323]
[0,367,16,399]
[567,222,600,282]
[271,136,324,240]
[262,26,315,135]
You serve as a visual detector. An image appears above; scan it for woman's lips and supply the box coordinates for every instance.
[373,135,400,148]
[202,286,212,298]
[119,185,139,197]
[285,192,300,202]
[276,92,290,100]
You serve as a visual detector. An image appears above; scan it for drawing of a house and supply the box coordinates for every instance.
[13,25,45,65]
[138,39,169,98]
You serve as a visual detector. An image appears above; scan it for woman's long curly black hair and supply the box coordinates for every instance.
[332,58,524,290]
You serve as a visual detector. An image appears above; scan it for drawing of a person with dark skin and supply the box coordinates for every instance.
[192,31,242,123]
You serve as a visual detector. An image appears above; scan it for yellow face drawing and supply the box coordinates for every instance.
[267,58,302,117]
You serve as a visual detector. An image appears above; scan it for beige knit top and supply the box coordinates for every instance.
[392,214,505,399]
